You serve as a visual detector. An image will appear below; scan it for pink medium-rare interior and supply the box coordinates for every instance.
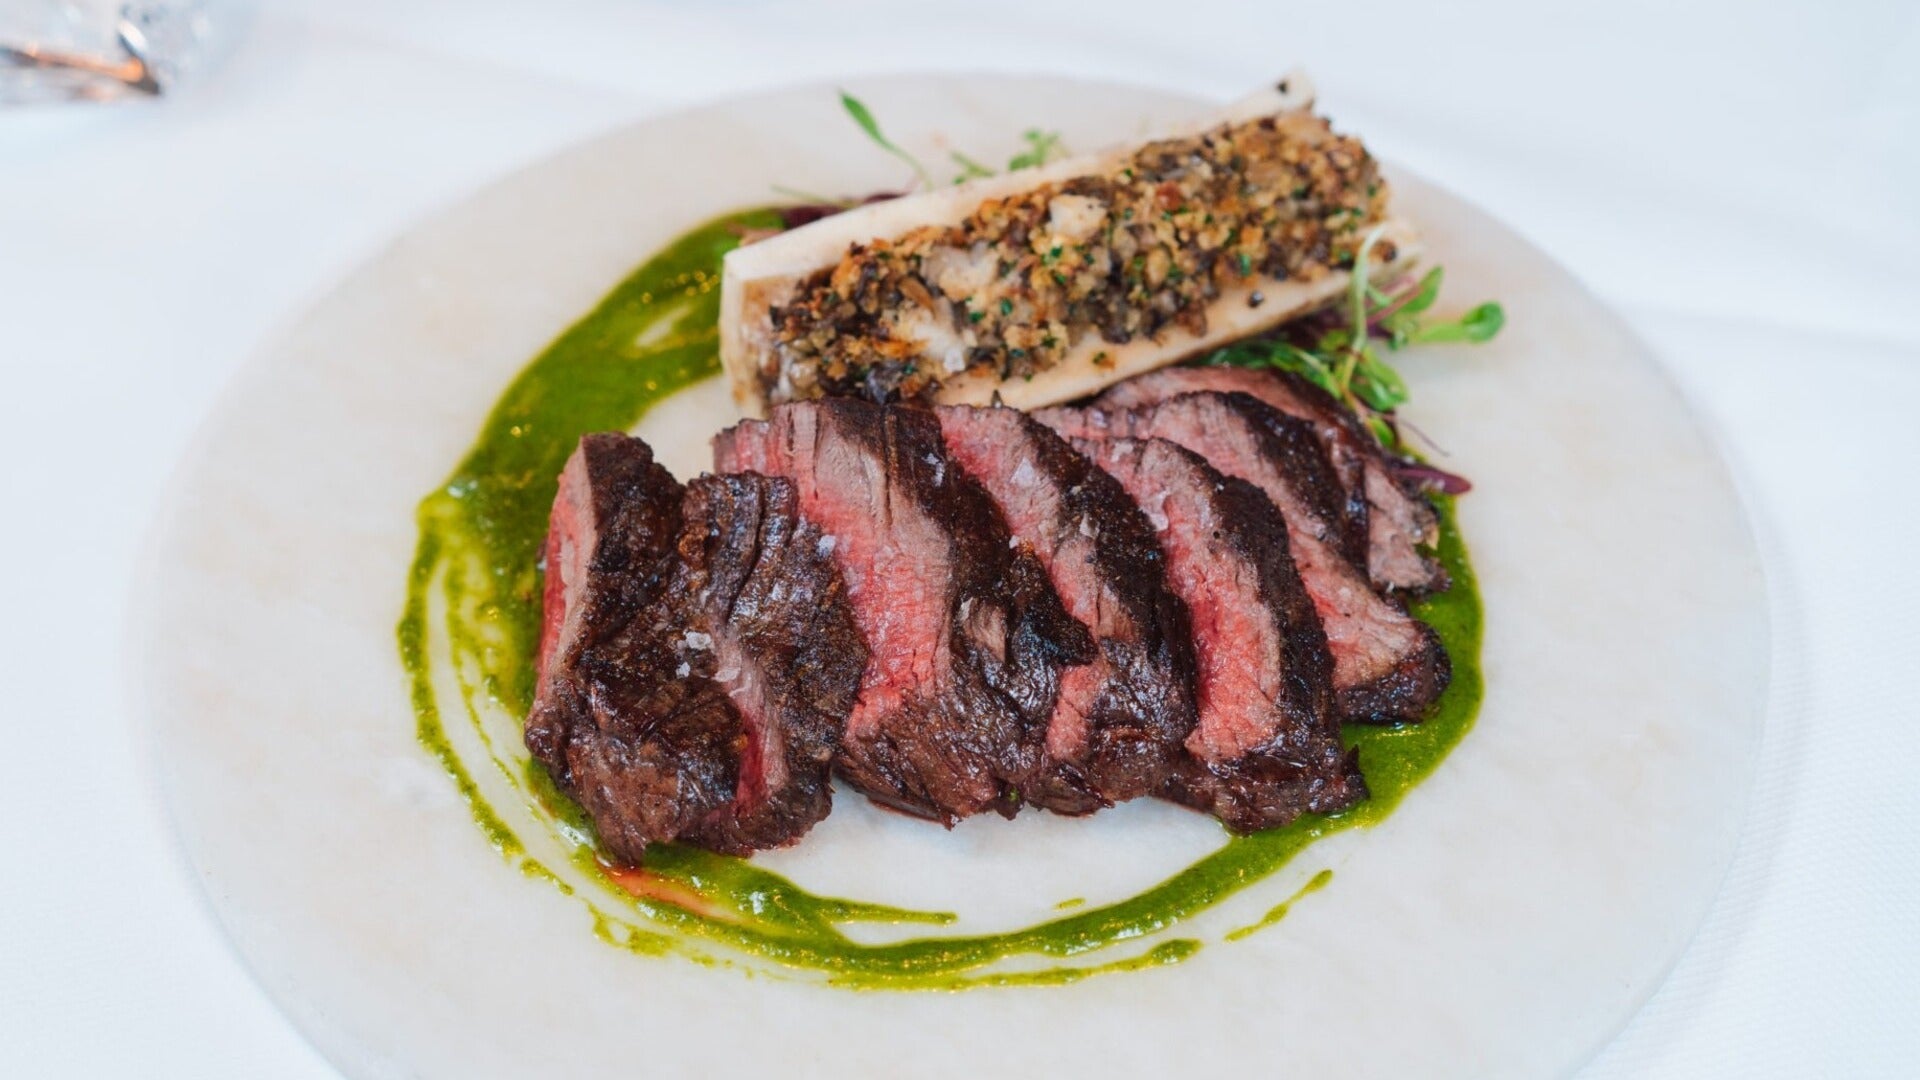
[936,407,1103,760]
[1077,438,1281,763]
[1150,413,1419,690]
[536,445,593,684]
[1052,398,1420,689]
[712,627,783,807]
[1100,366,1440,591]
[716,409,951,738]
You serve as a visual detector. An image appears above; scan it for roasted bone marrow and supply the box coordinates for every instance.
[720,74,1421,415]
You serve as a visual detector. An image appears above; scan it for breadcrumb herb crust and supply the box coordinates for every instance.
[763,111,1390,404]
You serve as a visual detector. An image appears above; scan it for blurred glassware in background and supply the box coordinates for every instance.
[1,0,228,104]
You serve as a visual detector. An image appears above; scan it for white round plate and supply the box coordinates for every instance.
[137,75,1766,1079]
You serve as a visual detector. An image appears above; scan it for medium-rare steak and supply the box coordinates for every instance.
[1072,436,1364,831]
[715,400,1094,823]
[934,405,1197,813]
[526,434,864,861]
[528,432,713,860]
[1096,365,1446,592]
[1040,391,1449,722]
[672,474,867,854]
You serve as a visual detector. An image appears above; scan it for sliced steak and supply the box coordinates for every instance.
[1039,391,1449,722]
[526,434,863,861]
[1072,436,1363,831]
[934,405,1197,813]
[672,474,867,854]
[715,400,1094,823]
[1097,365,1446,592]
[528,433,714,861]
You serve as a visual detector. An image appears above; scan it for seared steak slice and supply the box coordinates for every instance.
[672,474,866,854]
[529,433,714,861]
[526,434,862,861]
[715,400,1093,823]
[1040,392,1448,722]
[935,405,1197,813]
[1072,437,1363,831]
[1097,365,1446,592]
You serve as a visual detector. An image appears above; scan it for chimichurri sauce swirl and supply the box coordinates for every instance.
[397,208,1484,990]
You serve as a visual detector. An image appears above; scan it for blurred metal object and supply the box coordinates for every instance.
[1,2,219,104]
[1,17,162,97]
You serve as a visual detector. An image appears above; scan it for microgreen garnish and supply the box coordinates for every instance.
[828,92,1064,194]
[950,150,995,183]
[1202,230,1504,450]
[1007,129,1065,171]
[839,90,935,190]
[1409,301,1505,344]
[769,184,853,209]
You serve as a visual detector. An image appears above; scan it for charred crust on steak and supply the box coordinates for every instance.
[1041,391,1449,723]
[935,405,1199,813]
[525,435,865,861]
[672,474,867,854]
[714,400,1094,824]
[1098,366,1447,592]
[1069,435,1363,831]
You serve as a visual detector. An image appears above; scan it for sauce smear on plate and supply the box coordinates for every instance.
[397,209,1483,989]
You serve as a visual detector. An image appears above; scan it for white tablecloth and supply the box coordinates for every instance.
[3,2,1915,1075]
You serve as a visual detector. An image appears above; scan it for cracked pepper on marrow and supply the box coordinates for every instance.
[719,72,1421,414]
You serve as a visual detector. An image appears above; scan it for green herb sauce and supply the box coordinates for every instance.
[397,208,1484,990]
[1224,868,1335,942]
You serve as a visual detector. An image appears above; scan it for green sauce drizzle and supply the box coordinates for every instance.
[397,208,1484,990]
[1225,868,1334,941]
